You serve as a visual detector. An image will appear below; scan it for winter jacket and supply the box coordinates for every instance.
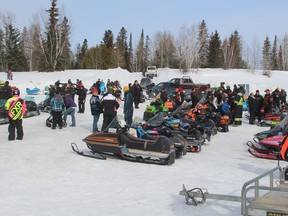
[77,88,87,101]
[101,93,119,115]
[5,95,26,120]
[90,95,102,115]
[0,84,12,100]
[124,92,133,112]
[64,95,77,109]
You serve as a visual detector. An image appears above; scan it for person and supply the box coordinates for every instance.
[254,90,264,123]
[271,87,281,108]
[4,88,26,140]
[1,81,12,100]
[174,87,185,107]
[50,91,65,129]
[263,89,273,116]
[247,92,256,124]
[63,92,77,127]
[101,87,119,131]
[123,85,134,126]
[7,69,13,80]
[90,88,102,133]
[76,84,87,113]
[132,80,142,109]
[280,88,287,105]
[160,87,168,103]
[233,92,244,126]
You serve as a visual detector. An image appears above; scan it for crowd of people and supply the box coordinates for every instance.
[1,74,287,141]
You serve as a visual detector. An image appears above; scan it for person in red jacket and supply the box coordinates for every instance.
[4,88,26,140]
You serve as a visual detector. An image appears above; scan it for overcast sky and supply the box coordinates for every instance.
[1,0,288,50]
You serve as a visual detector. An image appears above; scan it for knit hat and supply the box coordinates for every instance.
[91,88,98,94]
[123,85,129,92]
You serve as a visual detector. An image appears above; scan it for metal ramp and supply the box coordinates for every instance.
[179,166,288,216]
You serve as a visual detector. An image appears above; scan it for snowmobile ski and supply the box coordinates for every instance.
[246,141,272,154]
[71,143,106,160]
[248,148,280,160]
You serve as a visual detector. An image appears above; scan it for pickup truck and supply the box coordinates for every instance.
[169,76,210,92]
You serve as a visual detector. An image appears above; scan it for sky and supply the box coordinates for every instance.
[1,0,288,50]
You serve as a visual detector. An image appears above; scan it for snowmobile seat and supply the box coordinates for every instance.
[120,133,171,152]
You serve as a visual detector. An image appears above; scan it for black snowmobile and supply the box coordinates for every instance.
[71,115,176,165]
[0,99,9,124]
[24,97,41,118]
[143,112,205,152]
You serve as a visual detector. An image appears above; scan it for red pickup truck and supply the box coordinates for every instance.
[169,76,210,92]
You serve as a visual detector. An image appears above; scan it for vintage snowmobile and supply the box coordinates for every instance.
[130,119,187,158]
[143,112,205,152]
[253,115,288,142]
[71,115,176,165]
[247,134,284,160]
[24,96,41,118]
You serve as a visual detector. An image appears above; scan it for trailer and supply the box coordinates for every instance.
[179,165,288,216]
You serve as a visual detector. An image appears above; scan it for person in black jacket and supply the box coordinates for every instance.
[247,92,256,124]
[101,88,119,131]
[254,90,264,122]
[132,80,142,109]
[76,84,87,113]
[90,88,102,133]
[1,81,12,100]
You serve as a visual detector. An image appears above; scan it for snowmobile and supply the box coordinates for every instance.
[143,112,205,152]
[143,99,169,121]
[71,115,176,165]
[0,99,9,124]
[38,95,51,113]
[246,134,284,160]
[253,115,288,142]
[23,96,41,118]
[130,120,187,158]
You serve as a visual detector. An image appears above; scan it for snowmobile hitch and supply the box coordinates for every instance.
[71,143,106,160]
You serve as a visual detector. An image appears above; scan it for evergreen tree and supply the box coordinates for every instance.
[262,36,272,76]
[5,24,28,71]
[101,30,115,69]
[197,20,209,68]
[0,29,5,71]
[207,31,223,68]
[135,29,145,72]
[278,45,283,71]
[271,35,278,70]
[115,27,128,69]
[127,33,133,72]
[38,0,71,71]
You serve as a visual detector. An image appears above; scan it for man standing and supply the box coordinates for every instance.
[123,85,134,126]
[132,80,142,109]
[5,88,26,140]
[101,88,119,130]
[90,88,102,133]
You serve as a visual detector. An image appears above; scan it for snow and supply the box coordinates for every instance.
[0,68,287,216]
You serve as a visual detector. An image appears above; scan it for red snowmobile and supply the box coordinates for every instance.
[71,115,176,165]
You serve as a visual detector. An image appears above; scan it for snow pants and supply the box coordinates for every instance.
[8,118,23,140]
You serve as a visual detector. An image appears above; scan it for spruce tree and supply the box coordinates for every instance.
[197,20,209,68]
[271,35,278,70]
[207,31,223,68]
[262,36,272,76]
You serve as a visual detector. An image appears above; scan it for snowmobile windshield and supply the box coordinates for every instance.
[270,115,288,132]
[146,112,165,127]
[103,115,126,133]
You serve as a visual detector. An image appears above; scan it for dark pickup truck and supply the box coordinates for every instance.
[169,76,210,92]
[147,76,209,100]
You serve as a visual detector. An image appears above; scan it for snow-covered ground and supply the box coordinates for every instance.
[0,68,287,216]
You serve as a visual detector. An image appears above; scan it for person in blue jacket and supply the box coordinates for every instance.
[123,85,134,126]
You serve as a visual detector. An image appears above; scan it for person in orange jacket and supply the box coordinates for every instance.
[4,88,26,140]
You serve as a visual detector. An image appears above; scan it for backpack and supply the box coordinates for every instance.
[52,95,63,111]
[280,136,288,161]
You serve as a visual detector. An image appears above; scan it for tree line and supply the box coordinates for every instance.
[0,0,287,75]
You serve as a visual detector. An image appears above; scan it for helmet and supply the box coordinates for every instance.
[13,88,20,96]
